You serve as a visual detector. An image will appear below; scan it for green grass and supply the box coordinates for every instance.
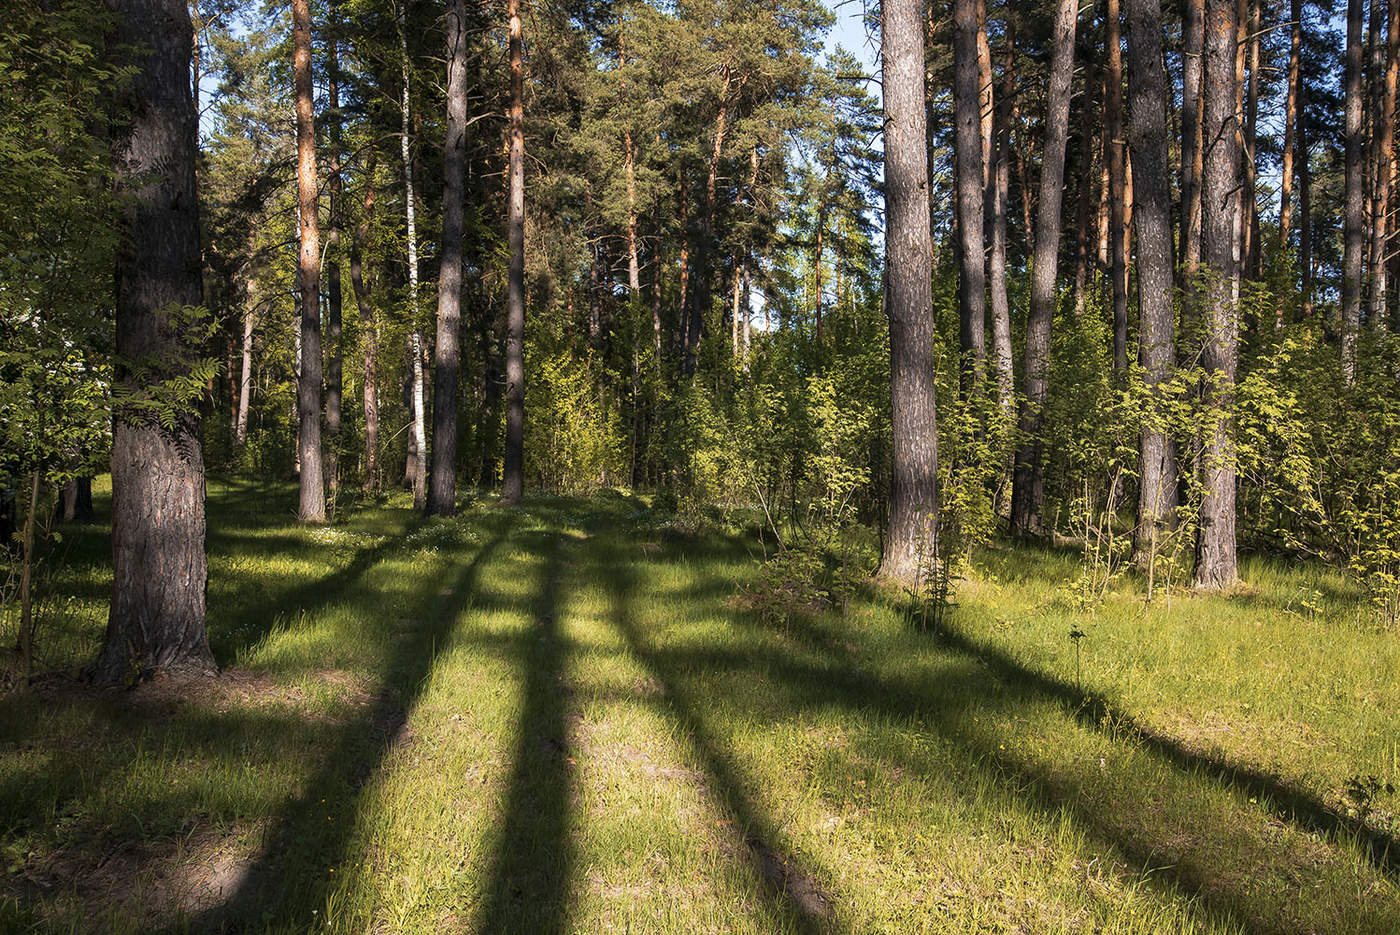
[1,481,1397,933]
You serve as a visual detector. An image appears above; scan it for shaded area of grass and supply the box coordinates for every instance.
[1,489,1397,933]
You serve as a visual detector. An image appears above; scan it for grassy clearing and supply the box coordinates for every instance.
[0,482,1397,933]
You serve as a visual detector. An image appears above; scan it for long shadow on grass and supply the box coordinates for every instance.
[598,525,1394,934]
[883,591,1400,881]
[594,527,840,935]
[472,529,574,935]
[206,515,429,663]
[722,601,1396,933]
[188,516,511,933]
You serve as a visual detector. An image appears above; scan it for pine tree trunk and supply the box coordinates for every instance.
[1371,0,1397,328]
[988,0,1017,426]
[1195,0,1241,589]
[1181,0,1205,278]
[878,0,939,582]
[351,157,379,490]
[1127,0,1179,562]
[1342,0,1364,381]
[954,0,988,384]
[1279,0,1301,260]
[236,306,253,445]
[292,0,326,522]
[685,85,729,375]
[1011,0,1078,537]
[94,0,215,683]
[1107,0,1129,373]
[501,0,527,504]
[1242,0,1260,280]
[325,13,343,501]
[427,0,469,516]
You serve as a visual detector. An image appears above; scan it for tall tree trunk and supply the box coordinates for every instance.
[1371,0,1397,328]
[1107,0,1129,372]
[1241,0,1261,280]
[94,0,215,683]
[1010,0,1078,537]
[1195,0,1241,589]
[292,0,325,522]
[351,161,380,491]
[685,82,730,375]
[325,11,343,501]
[1342,0,1364,381]
[954,0,988,384]
[1127,0,1178,563]
[988,0,1016,426]
[236,306,253,444]
[501,0,526,504]
[626,130,641,295]
[427,0,469,516]
[1182,0,1205,278]
[1279,0,1301,261]
[398,3,427,507]
[879,0,939,582]
[1300,68,1314,318]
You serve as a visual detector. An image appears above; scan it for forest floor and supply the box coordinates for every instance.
[1,480,1398,934]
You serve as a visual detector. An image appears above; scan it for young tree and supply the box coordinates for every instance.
[878,0,939,582]
[1011,0,1078,536]
[292,0,326,522]
[1195,0,1241,589]
[427,0,470,516]
[1127,0,1178,560]
[93,0,216,682]
[501,0,527,505]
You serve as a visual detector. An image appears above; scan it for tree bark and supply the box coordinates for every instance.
[325,13,343,500]
[1371,0,1397,328]
[1127,0,1179,562]
[878,0,939,583]
[988,0,1016,425]
[501,0,526,504]
[1010,0,1078,537]
[1107,0,1129,372]
[427,0,470,516]
[292,0,325,522]
[236,305,253,445]
[685,79,730,375]
[351,156,379,490]
[1195,0,1241,589]
[397,3,427,507]
[954,0,988,383]
[1243,0,1260,280]
[94,0,215,683]
[1279,0,1301,259]
[1342,0,1364,381]
[1181,0,1205,278]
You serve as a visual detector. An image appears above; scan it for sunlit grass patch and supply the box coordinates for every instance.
[1,489,1397,932]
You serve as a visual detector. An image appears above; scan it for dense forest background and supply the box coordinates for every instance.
[4,0,1400,665]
